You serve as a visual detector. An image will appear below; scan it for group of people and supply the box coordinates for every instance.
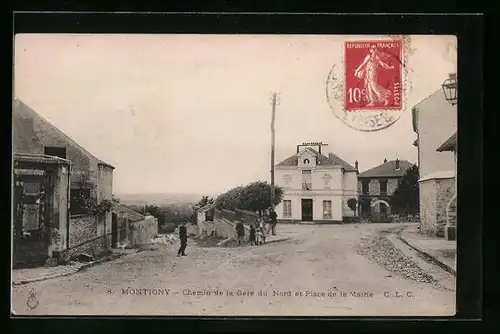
[176,207,279,256]
[235,207,278,246]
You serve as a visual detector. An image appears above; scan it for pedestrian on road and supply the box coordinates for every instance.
[177,222,188,257]
[235,219,245,246]
[249,223,256,246]
[256,217,266,245]
[268,207,278,236]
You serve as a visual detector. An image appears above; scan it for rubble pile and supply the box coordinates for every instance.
[151,234,178,245]
[357,233,438,285]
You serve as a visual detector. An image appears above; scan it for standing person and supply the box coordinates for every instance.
[268,207,278,236]
[249,223,256,246]
[177,222,188,257]
[257,217,266,244]
[235,219,245,246]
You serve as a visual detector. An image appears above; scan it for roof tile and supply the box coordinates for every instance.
[276,147,356,171]
[358,159,414,178]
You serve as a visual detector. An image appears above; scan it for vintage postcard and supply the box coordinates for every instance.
[12,34,457,316]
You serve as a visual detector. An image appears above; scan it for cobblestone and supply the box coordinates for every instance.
[357,229,450,289]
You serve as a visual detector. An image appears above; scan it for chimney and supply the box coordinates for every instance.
[355,160,359,171]
[383,158,387,163]
[395,159,400,170]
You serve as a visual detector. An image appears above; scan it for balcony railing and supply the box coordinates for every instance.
[302,182,312,191]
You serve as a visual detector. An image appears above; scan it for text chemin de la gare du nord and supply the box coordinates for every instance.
[119,288,414,298]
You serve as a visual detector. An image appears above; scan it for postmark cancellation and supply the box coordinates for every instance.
[326,37,411,132]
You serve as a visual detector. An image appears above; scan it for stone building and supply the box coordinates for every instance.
[13,99,115,265]
[357,159,414,221]
[412,86,457,237]
[274,143,358,223]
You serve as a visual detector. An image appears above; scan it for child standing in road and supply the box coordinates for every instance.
[235,219,245,246]
[249,223,256,246]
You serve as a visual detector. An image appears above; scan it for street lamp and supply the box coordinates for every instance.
[442,73,458,106]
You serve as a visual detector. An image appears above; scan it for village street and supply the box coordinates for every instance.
[12,223,455,317]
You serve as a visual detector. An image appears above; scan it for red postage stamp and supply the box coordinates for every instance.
[344,40,402,111]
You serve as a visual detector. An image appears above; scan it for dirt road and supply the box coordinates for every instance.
[12,223,455,316]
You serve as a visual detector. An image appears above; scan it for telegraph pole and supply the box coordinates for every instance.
[269,92,280,210]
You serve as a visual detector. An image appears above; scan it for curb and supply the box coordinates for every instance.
[263,237,291,245]
[398,234,456,277]
[12,253,124,286]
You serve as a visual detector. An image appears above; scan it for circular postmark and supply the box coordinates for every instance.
[326,37,412,132]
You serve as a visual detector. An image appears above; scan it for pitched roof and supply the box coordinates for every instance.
[13,99,115,169]
[358,159,414,178]
[276,147,356,171]
[436,131,457,152]
[112,203,145,222]
[196,201,216,213]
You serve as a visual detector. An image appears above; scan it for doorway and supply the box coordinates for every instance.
[13,174,50,268]
[301,199,313,221]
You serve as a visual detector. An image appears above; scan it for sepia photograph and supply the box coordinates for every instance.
[11,33,458,316]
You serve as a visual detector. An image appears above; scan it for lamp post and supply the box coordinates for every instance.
[441,73,458,106]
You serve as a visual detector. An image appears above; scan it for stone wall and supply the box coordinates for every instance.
[197,220,216,237]
[419,180,437,235]
[69,215,97,248]
[67,214,111,258]
[418,177,454,237]
[129,216,158,246]
[215,210,252,242]
[435,178,455,237]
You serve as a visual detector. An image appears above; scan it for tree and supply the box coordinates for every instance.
[215,181,284,214]
[215,186,245,211]
[347,198,357,214]
[111,194,120,203]
[240,181,284,214]
[390,164,420,215]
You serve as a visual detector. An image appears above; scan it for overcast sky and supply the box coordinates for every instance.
[14,34,457,195]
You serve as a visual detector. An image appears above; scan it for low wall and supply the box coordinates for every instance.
[186,223,199,236]
[69,215,97,248]
[214,210,251,242]
[129,216,158,246]
[197,220,216,237]
[234,208,260,224]
[419,177,454,237]
[67,234,112,259]
[66,214,110,258]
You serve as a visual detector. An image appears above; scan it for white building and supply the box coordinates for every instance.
[274,145,358,223]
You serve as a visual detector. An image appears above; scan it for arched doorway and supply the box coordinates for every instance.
[371,200,391,222]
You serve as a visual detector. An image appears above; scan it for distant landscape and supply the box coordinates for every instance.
[115,192,218,206]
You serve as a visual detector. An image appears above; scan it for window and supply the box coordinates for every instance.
[70,188,91,215]
[323,200,332,219]
[44,146,67,159]
[362,181,369,195]
[283,200,292,218]
[379,180,388,195]
[302,170,312,190]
